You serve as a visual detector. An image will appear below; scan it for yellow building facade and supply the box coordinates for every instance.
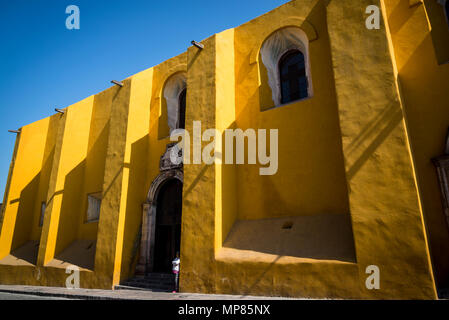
[1,0,449,299]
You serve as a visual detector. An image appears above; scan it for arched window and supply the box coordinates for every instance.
[260,27,312,108]
[279,50,308,104]
[178,88,186,129]
[163,72,186,133]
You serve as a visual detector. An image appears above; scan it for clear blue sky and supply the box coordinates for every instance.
[0,0,288,199]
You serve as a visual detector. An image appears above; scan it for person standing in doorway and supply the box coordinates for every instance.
[172,252,180,293]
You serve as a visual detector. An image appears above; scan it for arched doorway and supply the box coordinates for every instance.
[153,179,182,273]
[135,169,183,276]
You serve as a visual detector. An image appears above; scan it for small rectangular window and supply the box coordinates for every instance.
[1,203,4,224]
[432,155,449,229]
[445,1,449,26]
[425,0,449,64]
[87,193,102,223]
[39,202,46,227]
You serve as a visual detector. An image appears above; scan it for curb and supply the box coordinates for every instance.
[0,288,125,300]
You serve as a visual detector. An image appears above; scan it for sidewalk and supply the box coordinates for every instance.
[0,285,296,300]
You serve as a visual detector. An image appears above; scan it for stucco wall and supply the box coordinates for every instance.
[0,0,445,299]
[382,0,449,290]
[234,0,350,223]
[326,0,436,298]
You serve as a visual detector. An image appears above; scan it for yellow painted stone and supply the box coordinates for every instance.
[0,0,448,299]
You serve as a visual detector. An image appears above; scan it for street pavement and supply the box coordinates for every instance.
[0,285,295,300]
[0,292,69,300]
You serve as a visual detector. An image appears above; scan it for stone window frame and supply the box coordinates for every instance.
[39,202,46,227]
[259,26,313,109]
[86,192,102,223]
[162,72,187,135]
[432,128,449,229]
[442,0,449,27]
[424,0,449,64]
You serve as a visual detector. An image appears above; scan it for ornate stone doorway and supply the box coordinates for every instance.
[153,178,182,273]
[136,168,183,275]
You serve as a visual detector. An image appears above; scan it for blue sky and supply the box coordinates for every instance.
[0,0,288,198]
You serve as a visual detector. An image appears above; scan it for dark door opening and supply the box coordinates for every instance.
[153,179,183,273]
[178,88,187,129]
